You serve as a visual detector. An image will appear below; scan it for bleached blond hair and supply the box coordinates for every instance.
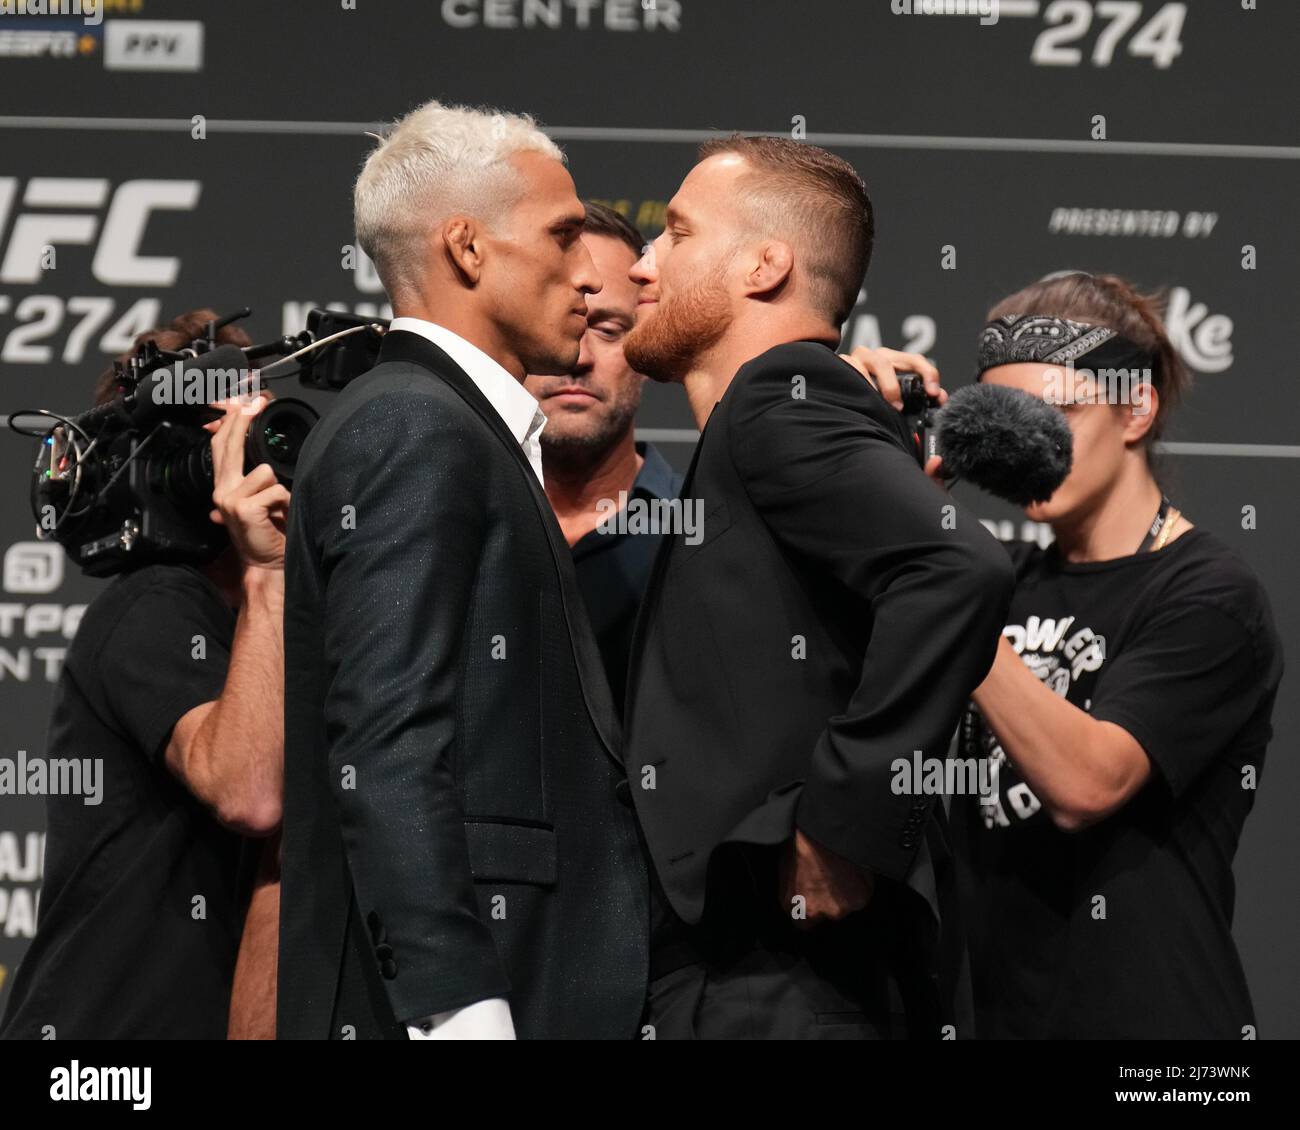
[354,99,564,303]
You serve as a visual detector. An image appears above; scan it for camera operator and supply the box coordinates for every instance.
[850,272,1282,1038]
[958,274,1281,1039]
[0,311,287,1041]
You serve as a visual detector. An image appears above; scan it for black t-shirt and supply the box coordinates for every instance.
[953,527,1283,1039]
[0,564,254,1040]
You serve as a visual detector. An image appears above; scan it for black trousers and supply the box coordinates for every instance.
[645,923,897,1039]
[644,845,916,1040]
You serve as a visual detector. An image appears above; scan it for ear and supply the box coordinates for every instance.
[1122,381,1160,446]
[743,240,794,300]
[442,217,484,285]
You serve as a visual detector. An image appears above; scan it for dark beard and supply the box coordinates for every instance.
[623,272,733,384]
[540,395,640,468]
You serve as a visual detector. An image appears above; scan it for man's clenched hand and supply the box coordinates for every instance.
[778,829,875,927]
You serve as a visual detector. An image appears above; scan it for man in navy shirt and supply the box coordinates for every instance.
[526,202,682,718]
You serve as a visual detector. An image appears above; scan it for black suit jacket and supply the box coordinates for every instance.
[278,330,648,1039]
[626,341,1014,936]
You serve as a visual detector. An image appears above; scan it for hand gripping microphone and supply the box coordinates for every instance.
[899,376,1073,506]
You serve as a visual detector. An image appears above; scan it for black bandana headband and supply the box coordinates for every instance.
[977,314,1157,379]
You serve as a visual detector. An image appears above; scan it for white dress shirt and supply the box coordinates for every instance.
[388,316,547,487]
[387,316,538,1041]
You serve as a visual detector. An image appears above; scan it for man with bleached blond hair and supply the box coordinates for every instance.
[276,100,648,1040]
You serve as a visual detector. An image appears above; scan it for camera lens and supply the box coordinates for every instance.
[262,414,309,458]
[158,439,214,509]
[245,398,319,484]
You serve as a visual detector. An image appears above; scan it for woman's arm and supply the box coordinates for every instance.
[973,636,1151,832]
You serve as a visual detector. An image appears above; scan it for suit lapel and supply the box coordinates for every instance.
[377,331,538,481]
[622,409,712,738]
[376,331,624,767]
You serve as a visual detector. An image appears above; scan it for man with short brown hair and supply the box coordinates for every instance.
[525,201,682,720]
[622,136,1013,1038]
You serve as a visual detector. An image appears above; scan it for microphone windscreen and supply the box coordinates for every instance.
[129,342,249,420]
[198,343,253,377]
[935,383,1073,506]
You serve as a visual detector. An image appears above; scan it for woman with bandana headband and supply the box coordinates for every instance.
[847,272,1282,1039]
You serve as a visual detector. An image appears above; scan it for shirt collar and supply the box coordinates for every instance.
[388,316,544,446]
[632,441,679,501]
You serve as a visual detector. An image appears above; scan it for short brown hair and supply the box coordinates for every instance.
[93,308,254,406]
[582,200,646,261]
[697,134,873,325]
[988,272,1190,458]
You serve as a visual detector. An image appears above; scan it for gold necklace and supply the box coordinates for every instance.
[1152,507,1181,551]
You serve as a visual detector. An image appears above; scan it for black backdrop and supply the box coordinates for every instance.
[0,0,1295,1036]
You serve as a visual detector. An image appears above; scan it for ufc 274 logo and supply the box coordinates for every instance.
[1029,2,1186,69]
[0,177,201,286]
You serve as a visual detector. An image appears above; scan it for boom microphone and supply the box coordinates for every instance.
[934,383,1073,506]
